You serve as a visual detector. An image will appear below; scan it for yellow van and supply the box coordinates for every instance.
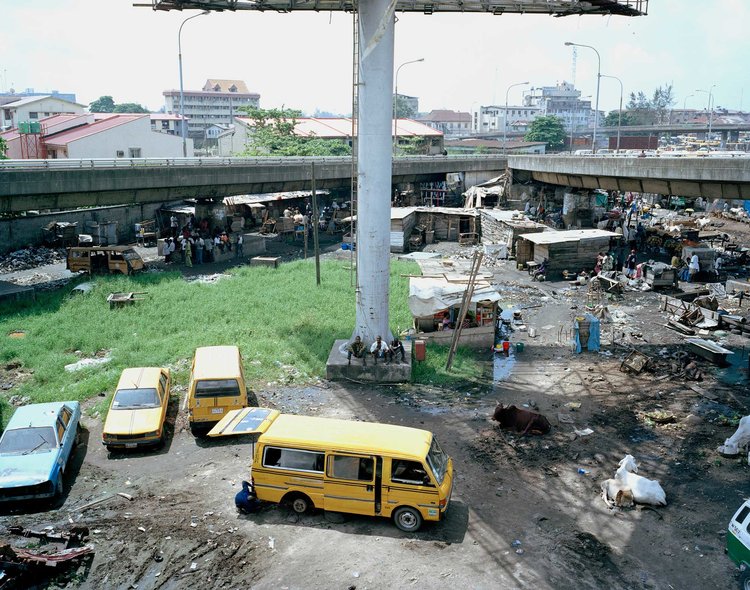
[187,346,256,434]
[102,367,171,451]
[66,246,145,275]
[209,408,454,532]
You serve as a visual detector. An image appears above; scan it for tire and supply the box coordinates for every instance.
[740,569,750,590]
[287,494,312,514]
[53,474,64,505]
[74,423,83,447]
[247,390,259,407]
[393,506,423,532]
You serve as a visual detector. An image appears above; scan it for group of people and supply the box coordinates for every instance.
[346,335,406,366]
[165,214,243,267]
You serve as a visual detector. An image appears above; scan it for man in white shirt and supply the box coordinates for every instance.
[170,215,178,237]
[370,335,390,365]
[689,253,700,282]
[196,236,204,264]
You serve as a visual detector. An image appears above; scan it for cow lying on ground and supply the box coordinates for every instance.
[492,403,551,436]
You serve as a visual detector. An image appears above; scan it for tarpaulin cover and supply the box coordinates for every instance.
[409,277,501,317]
[574,313,601,353]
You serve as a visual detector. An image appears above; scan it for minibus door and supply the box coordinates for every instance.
[324,453,378,517]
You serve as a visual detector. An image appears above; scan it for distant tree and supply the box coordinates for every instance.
[651,84,676,124]
[236,106,351,157]
[394,96,417,119]
[113,102,149,113]
[525,115,566,150]
[603,110,638,127]
[625,83,676,125]
[89,95,116,113]
[0,137,8,159]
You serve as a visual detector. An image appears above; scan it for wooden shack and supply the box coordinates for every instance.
[414,207,479,244]
[479,210,547,254]
[390,207,418,252]
[516,229,620,278]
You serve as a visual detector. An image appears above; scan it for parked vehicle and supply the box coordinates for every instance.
[187,346,256,435]
[102,367,171,451]
[66,246,144,275]
[209,407,454,532]
[0,402,81,503]
[727,500,750,588]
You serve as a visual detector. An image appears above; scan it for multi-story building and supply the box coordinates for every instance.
[419,110,471,138]
[523,81,595,132]
[393,93,419,116]
[1,95,85,130]
[150,113,188,136]
[471,104,542,135]
[163,79,260,141]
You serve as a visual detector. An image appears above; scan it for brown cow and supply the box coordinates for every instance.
[492,403,551,436]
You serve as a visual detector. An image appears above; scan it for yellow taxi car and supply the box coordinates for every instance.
[102,367,171,451]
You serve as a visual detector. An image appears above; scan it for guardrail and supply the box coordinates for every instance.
[0,154,505,171]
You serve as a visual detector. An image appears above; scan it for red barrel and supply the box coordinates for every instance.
[502,341,511,353]
[414,340,426,362]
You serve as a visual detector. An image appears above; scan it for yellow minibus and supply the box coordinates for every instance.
[209,408,453,532]
[187,346,256,434]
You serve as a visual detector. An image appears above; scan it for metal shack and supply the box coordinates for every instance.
[479,210,546,255]
[516,229,620,279]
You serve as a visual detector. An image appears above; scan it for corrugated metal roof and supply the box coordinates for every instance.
[150,113,187,121]
[520,229,619,245]
[44,114,147,147]
[419,110,471,123]
[0,95,85,109]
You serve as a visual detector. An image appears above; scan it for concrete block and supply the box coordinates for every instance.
[251,256,281,268]
[326,339,411,383]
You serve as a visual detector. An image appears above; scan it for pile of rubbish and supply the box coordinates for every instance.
[0,246,67,273]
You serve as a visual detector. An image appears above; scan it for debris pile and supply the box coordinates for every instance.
[0,246,67,273]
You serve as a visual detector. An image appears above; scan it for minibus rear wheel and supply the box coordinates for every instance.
[393,506,422,532]
[740,568,750,590]
[286,493,312,514]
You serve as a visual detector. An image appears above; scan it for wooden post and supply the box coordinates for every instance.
[311,162,321,286]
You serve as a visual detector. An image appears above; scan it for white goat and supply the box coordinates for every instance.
[717,415,750,457]
[614,455,667,506]
[600,478,634,508]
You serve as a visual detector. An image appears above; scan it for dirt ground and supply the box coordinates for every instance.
[2,230,750,589]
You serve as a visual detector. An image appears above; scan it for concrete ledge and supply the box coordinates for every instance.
[326,339,412,383]
[0,280,35,305]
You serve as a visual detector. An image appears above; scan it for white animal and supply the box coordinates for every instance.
[717,415,750,456]
[600,478,635,508]
[614,455,667,506]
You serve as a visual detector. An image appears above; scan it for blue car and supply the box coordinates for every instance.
[0,401,82,503]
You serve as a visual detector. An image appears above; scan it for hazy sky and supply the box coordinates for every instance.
[2,0,748,116]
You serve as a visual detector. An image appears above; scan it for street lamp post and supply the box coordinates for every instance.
[696,85,717,146]
[178,10,209,157]
[393,58,424,155]
[565,42,601,153]
[503,81,529,154]
[600,74,623,152]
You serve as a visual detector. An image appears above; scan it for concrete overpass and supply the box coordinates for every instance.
[0,155,506,214]
[508,154,750,199]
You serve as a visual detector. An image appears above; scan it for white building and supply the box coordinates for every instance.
[523,82,595,132]
[163,79,260,140]
[418,110,471,138]
[471,104,543,134]
[0,113,192,159]
[1,95,85,130]
[150,113,188,136]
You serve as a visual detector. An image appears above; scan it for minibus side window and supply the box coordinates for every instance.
[391,460,433,486]
[329,455,373,481]
[263,446,324,473]
[736,506,750,525]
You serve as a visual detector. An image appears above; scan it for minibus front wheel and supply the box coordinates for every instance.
[285,493,313,514]
[393,506,422,532]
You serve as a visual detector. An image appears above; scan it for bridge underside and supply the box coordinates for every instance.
[521,170,750,200]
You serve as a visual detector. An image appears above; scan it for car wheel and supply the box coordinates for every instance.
[54,474,64,501]
[393,506,422,532]
[740,568,750,590]
[247,390,259,407]
[288,494,312,514]
[74,423,83,447]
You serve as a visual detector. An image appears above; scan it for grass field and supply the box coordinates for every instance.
[0,259,483,426]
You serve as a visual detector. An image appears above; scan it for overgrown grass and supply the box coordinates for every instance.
[0,259,424,426]
[411,344,487,388]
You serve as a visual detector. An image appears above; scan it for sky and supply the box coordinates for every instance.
[1,0,748,116]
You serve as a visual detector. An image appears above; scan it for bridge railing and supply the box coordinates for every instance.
[0,154,505,171]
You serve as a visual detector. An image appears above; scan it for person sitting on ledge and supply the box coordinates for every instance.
[370,335,391,365]
[347,335,367,366]
[388,337,406,363]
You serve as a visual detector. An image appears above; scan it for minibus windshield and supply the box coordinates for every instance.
[426,437,448,484]
[195,379,240,398]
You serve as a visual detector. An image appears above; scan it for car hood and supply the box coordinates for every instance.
[104,407,162,435]
[0,452,56,486]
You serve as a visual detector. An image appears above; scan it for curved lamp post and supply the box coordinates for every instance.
[178,10,210,157]
[696,85,717,146]
[600,74,623,152]
[565,42,601,153]
[503,81,528,154]
[393,58,424,155]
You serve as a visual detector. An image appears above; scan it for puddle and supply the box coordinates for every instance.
[493,353,517,382]
[718,347,749,386]
[185,273,231,284]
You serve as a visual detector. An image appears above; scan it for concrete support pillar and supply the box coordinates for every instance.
[720,130,728,149]
[354,0,395,344]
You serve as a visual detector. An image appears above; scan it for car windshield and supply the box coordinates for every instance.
[0,427,58,455]
[113,387,160,409]
[426,437,449,485]
[195,379,240,398]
